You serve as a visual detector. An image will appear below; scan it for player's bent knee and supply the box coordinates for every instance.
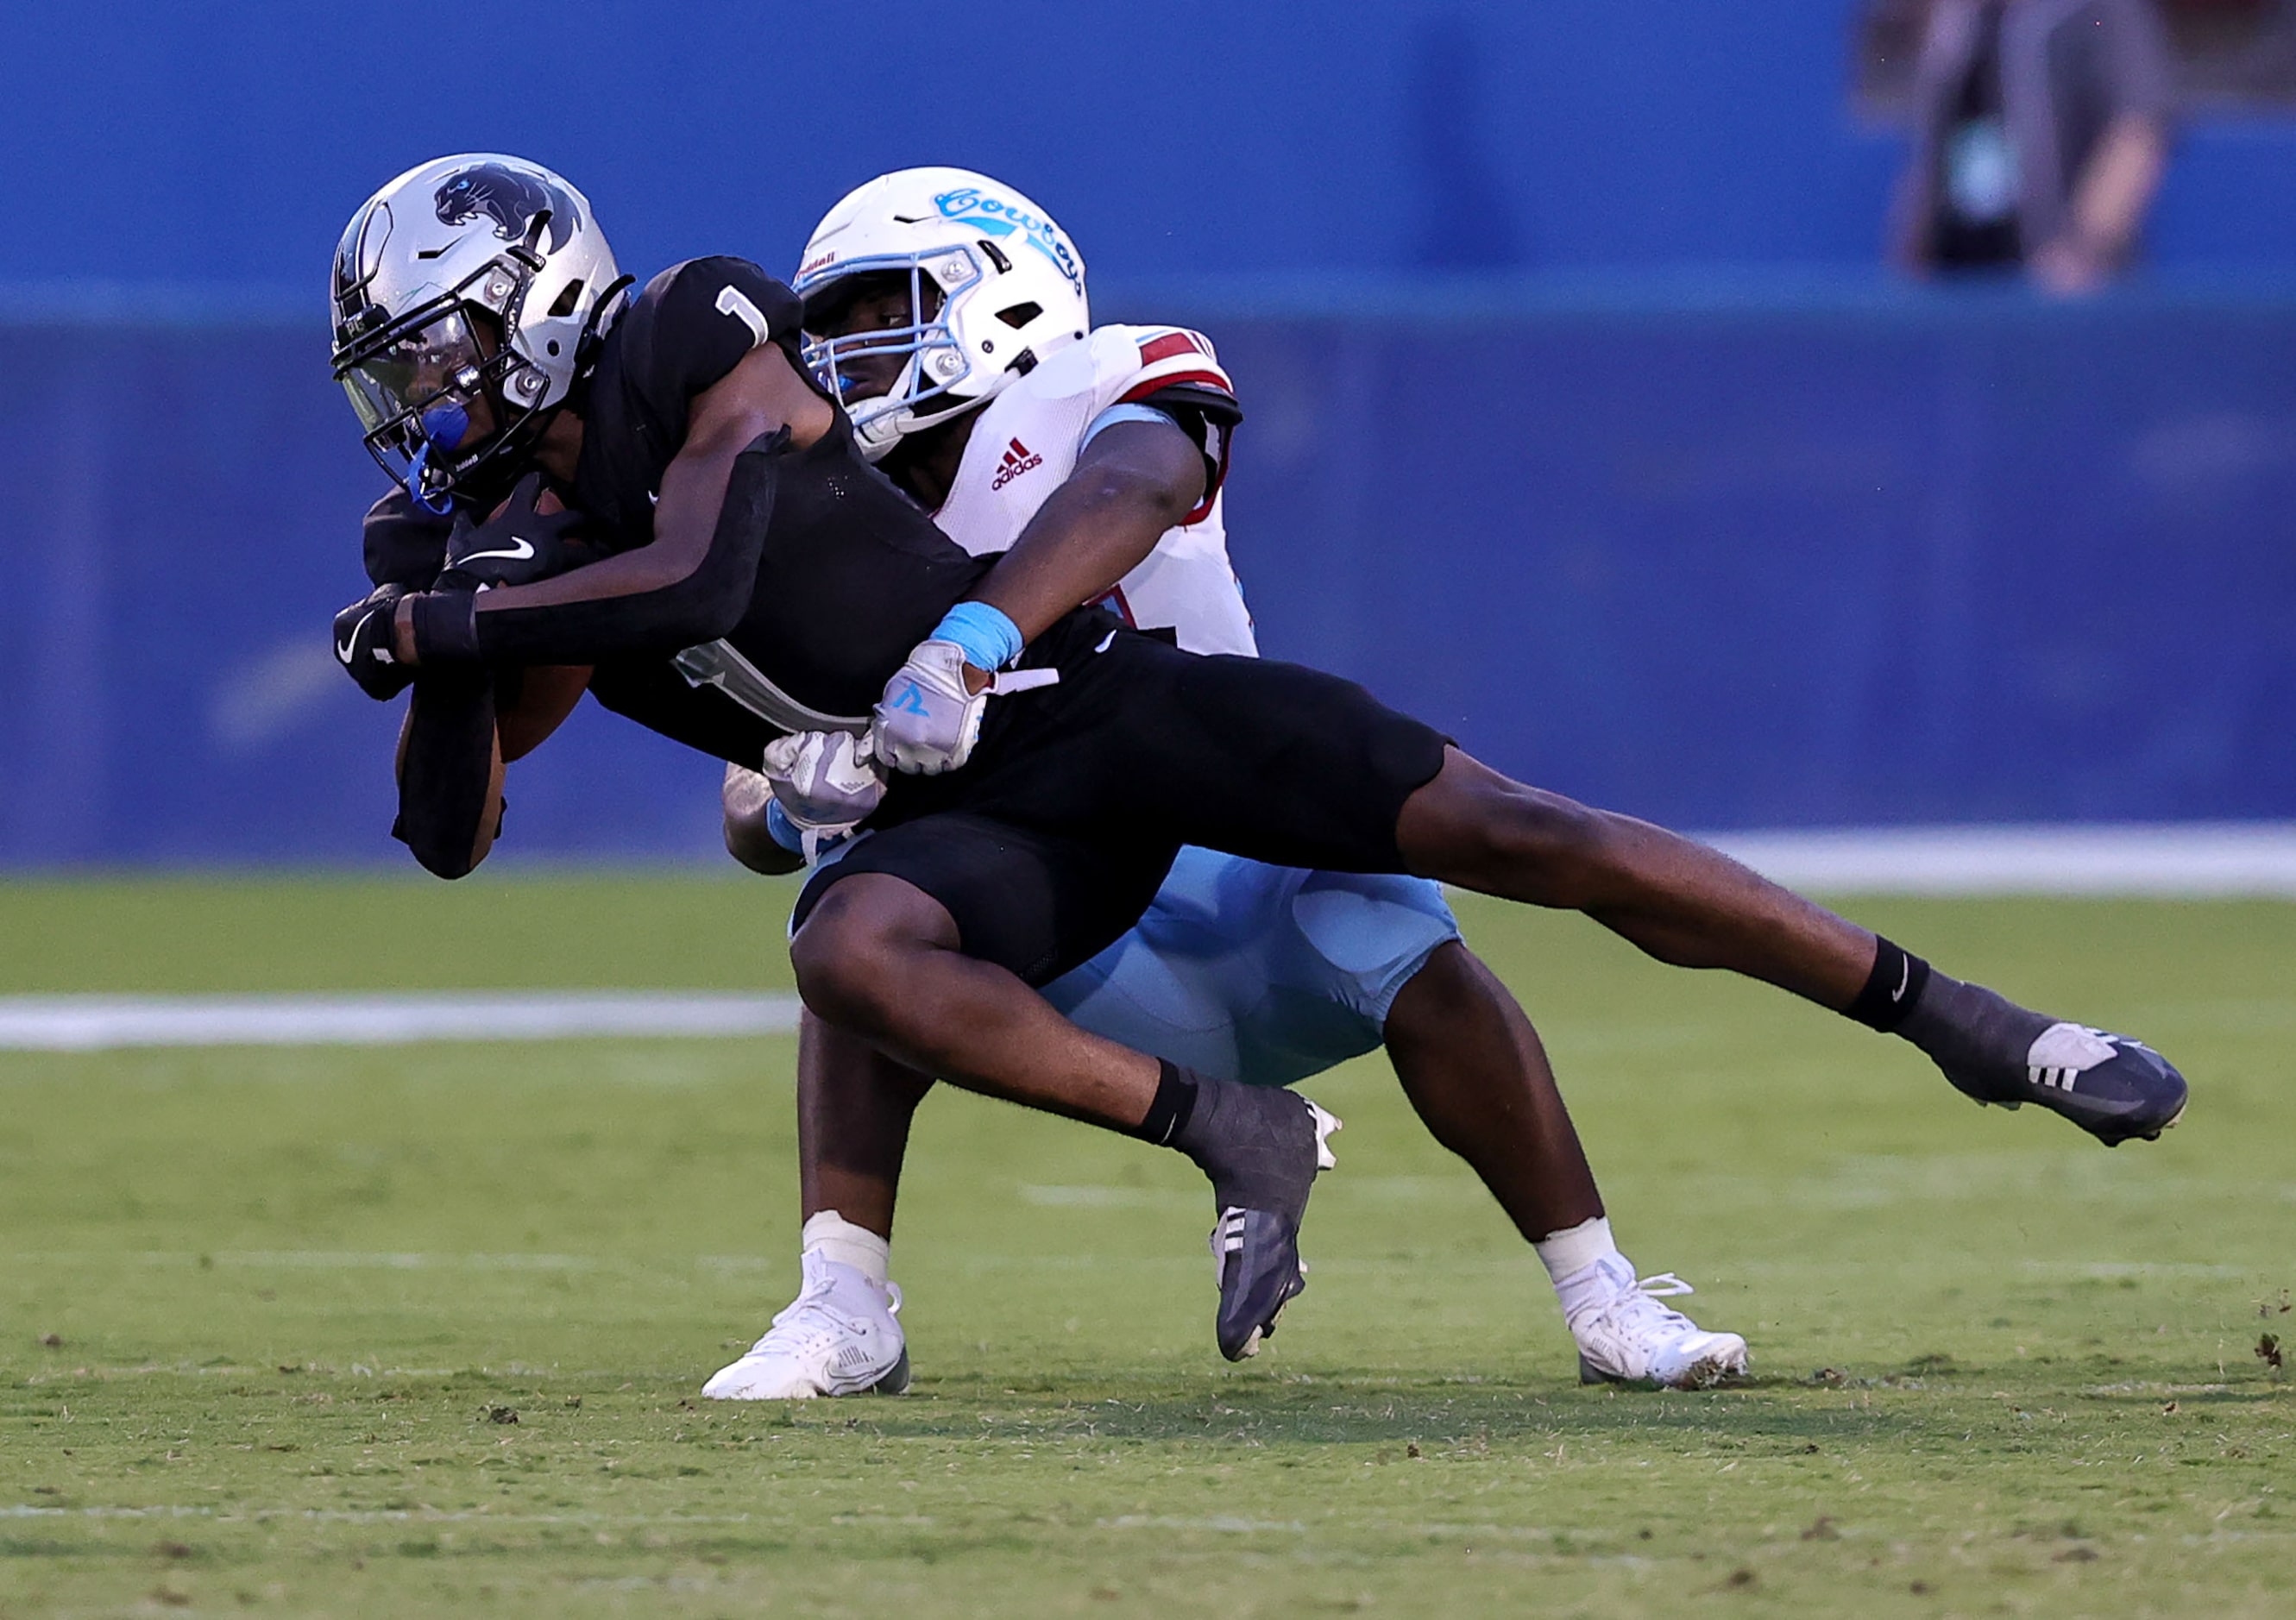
[1387,939,1479,1019]
[789,908,899,1031]
[789,874,958,1033]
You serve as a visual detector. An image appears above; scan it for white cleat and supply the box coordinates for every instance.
[1569,1256,1750,1391]
[701,1252,910,1400]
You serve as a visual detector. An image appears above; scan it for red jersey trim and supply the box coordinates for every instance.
[1136,330,1208,366]
[1118,367,1235,406]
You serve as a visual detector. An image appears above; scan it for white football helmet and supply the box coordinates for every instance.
[794,166,1088,461]
[330,154,628,511]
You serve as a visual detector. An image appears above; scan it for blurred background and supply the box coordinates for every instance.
[4,0,2294,867]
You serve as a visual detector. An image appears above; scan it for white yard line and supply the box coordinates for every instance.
[1,1505,774,1525]
[0,991,802,1052]
[8,826,2292,1052]
[1699,822,2296,896]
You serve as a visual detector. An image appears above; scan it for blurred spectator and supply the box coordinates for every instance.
[1893,0,2174,292]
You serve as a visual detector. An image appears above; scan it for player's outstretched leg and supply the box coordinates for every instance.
[789,872,1339,1361]
[1381,942,1746,1386]
[1393,750,2186,1146]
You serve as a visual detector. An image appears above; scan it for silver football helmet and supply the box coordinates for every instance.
[330,154,626,511]
[794,167,1088,461]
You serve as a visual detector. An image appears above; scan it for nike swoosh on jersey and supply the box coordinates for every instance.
[456,537,538,564]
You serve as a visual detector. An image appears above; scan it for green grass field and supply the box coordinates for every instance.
[3,875,2290,1617]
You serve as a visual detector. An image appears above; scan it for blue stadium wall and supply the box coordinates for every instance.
[4,284,2293,866]
[6,0,2296,289]
[3,0,2295,863]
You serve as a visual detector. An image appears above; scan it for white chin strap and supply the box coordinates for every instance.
[848,398,907,462]
[850,368,988,463]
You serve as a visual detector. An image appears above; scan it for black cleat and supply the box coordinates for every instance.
[1940,1023,2187,1146]
[1211,1207,1311,1360]
[1187,1095,1340,1361]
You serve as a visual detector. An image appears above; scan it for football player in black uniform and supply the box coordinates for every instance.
[330,155,2188,1369]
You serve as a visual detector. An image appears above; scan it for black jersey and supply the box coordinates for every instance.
[451,255,998,744]
[381,256,1456,986]
[569,256,808,551]
[356,259,803,591]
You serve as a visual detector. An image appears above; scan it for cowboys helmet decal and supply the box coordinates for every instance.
[433,162,580,252]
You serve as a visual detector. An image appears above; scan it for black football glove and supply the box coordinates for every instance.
[435,472,591,591]
[333,584,413,701]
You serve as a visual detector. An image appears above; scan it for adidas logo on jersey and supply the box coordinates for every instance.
[990,436,1043,491]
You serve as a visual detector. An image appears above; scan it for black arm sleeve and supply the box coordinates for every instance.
[363,487,453,588]
[455,430,784,666]
[392,670,499,880]
[1131,382,1242,510]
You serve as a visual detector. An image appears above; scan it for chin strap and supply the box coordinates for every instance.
[405,441,454,516]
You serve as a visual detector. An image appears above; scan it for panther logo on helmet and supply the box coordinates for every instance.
[334,154,622,509]
[434,163,580,252]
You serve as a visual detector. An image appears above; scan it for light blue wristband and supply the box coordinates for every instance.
[932,600,1023,672]
[764,800,807,855]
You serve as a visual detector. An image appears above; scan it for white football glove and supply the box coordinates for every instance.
[871,639,1058,775]
[760,730,884,862]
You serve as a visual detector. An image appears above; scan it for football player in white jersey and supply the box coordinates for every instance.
[703,168,1748,1397]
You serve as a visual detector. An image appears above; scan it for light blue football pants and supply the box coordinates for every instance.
[1038,845,1463,1089]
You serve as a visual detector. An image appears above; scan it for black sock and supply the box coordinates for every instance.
[1129,1059,1198,1146]
[1846,937,1933,1033]
[1851,937,2054,1100]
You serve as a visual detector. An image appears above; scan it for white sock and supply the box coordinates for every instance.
[1534,1214,1616,1283]
[1534,1215,1627,1328]
[801,1210,890,1289]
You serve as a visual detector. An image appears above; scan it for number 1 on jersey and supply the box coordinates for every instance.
[715,286,771,347]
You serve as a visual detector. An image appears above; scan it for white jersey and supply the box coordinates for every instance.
[929,323,1257,657]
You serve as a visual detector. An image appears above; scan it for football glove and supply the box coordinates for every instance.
[760,730,882,863]
[435,472,590,591]
[871,640,1059,775]
[332,584,413,700]
[871,641,986,775]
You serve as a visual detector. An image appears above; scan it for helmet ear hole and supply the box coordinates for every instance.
[995,302,1042,330]
[548,279,585,318]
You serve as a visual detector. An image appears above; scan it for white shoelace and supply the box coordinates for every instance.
[745,1287,844,1359]
[1596,1272,1699,1340]
[742,1265,898,1360]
